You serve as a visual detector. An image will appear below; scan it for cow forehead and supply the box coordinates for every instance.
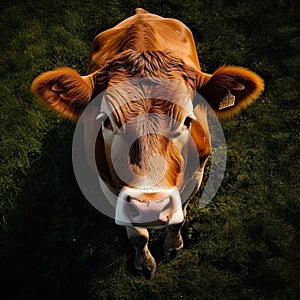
[101,80,194,127]
[108,100,192,134]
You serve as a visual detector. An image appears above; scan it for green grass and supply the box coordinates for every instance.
[1,0,299,299]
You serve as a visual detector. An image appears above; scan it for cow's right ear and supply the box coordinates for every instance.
[31,67,95,121]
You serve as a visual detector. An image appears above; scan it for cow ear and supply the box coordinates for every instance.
[199,66,264,119]
[31,67,95,121]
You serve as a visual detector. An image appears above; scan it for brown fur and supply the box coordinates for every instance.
[94,50,200,96]
[31,9,264,122]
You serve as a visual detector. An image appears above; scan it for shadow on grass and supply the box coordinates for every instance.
[0,121,137,299]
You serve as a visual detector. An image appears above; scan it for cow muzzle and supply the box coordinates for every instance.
[115,188,183,227]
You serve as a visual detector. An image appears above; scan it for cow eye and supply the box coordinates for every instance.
[103,117,113,131]
[183,117,193,129]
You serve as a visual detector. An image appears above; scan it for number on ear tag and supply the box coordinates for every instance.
[219,90,235,110]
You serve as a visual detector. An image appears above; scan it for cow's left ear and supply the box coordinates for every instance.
[198,66,264,119]
[31,67,95,121]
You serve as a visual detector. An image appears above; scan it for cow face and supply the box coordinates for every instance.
[94,79,198,226]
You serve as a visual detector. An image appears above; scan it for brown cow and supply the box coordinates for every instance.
[31,8,264,278]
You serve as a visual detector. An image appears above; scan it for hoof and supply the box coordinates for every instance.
[134,250,156,279]
[136,266,156,279]
[165,249,181,261]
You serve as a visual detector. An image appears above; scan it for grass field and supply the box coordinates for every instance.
[1,0,299,299]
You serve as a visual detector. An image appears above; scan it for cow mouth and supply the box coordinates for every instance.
[131,220,169,228]
[115,188,183,227]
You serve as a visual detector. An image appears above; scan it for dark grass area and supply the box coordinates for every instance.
[1,0,299,299]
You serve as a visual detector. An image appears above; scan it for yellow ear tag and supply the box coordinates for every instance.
[219,90,235,110]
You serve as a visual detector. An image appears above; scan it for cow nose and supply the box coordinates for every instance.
[115,188,184,226]
[127,196,171,222]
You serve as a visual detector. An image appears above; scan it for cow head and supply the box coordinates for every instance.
[31,50,264,227]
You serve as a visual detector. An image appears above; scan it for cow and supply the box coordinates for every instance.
[31,8,264,278]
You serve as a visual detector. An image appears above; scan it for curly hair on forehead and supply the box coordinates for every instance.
[94,49,200,94]
[94,49,199,128]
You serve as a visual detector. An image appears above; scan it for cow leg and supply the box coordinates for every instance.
[126,226,156,279]
[163,221,184,260]
[163,169,205,259]
[163,203,189,260]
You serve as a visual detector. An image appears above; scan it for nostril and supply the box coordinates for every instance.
[126,195,131,202]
